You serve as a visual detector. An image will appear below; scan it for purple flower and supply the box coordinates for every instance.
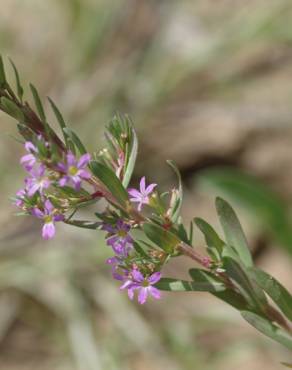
[25,165,51,197]
[20,142,38,171]
[14,188,27,208]
[106,256,127,281]
[58,152,91,190]
[102,220,133,256]
[31,199,64,240]
[128,177,156,211]
[120,269,161,304]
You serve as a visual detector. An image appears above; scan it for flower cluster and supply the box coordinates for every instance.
[101,176,162,304]
[14,138,92,240]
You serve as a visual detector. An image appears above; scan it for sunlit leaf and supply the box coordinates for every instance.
[189,268,248,310]
[9,58,24,101]
[216,197,253,267]
[223,253,267,311]
[241,311,292,350]
[250,268,292,321]
[0,97,24,121]
[199,168,292,256]
[90,161,129,207]
[123,122,138,188]
[194,217,224,260]
[155,277,225,292]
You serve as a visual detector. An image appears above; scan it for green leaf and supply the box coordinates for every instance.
[194,217,224,261]
[30,84,46,122]
[143,222,180,254]
[241,311,292,350]
[9,58,24,101]
[64,127,87,155]
[0,97,24,121]
[223,254,267,311]
[189,268,248,310]
[132,241,149,259]
[155,277,225,292]
[167,160,183,222]
[216,197,253,268]
[64,219,100,230]
[0,55,6,87]
[177,222,190,244]
[250,268,292,321]
[48,97,72,150]
[122,123,138,188]
[199,168,292,256]
[90,161,129,207]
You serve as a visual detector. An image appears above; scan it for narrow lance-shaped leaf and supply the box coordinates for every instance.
[189,268,248,310]
[64,127,87,155]
[198,167,292,256]
[222,253,268,312]
[9,58,24,101]
[122,122,138,188]
[167,160,183,223]
[48,97,73,151]
[250,268,292,322]
[90,161,129,207]
[143,222,180,254]
[0,55,6,87]
[216,197,253,268]
[155,277,225,292]
[30,84,46,123]
[194,217,224,261]
[241,311,292,350]
[0,97,24,121]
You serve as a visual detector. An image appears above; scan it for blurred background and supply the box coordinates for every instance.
[0,0,292,369]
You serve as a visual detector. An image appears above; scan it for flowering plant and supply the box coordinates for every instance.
[0,56,291,352]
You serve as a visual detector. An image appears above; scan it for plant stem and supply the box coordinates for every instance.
[177,242,212,269]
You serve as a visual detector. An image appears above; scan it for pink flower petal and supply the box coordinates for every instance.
[66,152,76,166]
[138,287,148,304]
[27,183,40,197]
[59,177,69,187]
[20,153,35,165]
[78,169,91,180]
[132,269,144,282]
[42,222,55,240]
[145,183,157,195]
[140,177,146,193]
[25,142,37,152]
[77,153,91,168]
[148,272,161,285]
[128,189,142,198]
[44,200,54,213]
[128,288,135,300]
[31,207,44,219]
[149,286,161,300]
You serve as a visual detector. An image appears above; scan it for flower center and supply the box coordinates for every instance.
[69,166,78,176]
[44,215,52,223]
[117,230,127,238]
[142,280,149,287]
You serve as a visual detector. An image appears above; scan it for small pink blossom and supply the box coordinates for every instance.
[25,165,51,197]
[31,199,64,240]
[20,142,37,171]
[58,152,91,190]
[120,269,161,304]
[128,177,156,211]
